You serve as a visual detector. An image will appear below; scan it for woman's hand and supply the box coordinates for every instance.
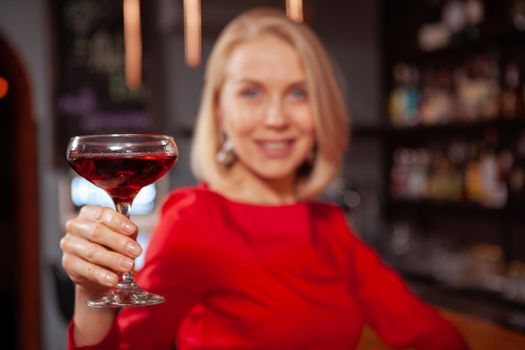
[60,205,142,296]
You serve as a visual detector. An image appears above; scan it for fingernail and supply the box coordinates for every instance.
[122,222,136,234]
[120,258,134,270]
[104,274,116,285]
[126,242,141,257]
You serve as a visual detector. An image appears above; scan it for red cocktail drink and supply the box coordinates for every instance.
[68,153,177,204]
[66,134,178,307]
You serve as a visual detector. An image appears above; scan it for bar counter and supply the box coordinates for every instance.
[356,308,525,350]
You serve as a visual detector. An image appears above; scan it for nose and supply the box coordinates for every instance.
[264,97,288,129]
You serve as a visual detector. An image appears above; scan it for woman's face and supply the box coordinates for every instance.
[218,34,315,182]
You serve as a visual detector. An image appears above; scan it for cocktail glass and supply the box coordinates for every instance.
[66,134,178,307]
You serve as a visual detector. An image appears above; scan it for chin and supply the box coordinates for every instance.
[252,164,300,181]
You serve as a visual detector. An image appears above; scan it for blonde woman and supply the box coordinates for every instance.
[61,8,468,350]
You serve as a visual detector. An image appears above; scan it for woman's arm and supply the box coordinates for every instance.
[63,189,211,350]
[336,212,468,349]
[71,287,117,347]
[61,205,141,347]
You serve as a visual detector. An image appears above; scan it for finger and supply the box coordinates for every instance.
[78,206,137,236]
[62,253,118,288]
[61,234,135,273]
[65,218,142,258]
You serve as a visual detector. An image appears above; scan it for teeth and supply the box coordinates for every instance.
[262,142,288,150]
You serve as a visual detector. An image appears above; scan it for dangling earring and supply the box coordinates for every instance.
[216,136,236,166]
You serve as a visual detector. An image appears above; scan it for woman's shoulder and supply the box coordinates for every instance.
[308,200,346,221]
[143,185,220,265]
[308,201,356,243]
[160,184,219,216]
[149,185,221,247]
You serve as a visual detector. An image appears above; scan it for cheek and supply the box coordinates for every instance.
[297,114,317,154]
[292,108,316,136]
[219,93,253,135]
[222,111,258,137]
[220,102,261,137]
[303,129,316,153]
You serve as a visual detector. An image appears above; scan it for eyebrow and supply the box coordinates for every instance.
[235,78,307,86]
[235,78,262,85]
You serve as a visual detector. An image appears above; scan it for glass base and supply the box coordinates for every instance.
[87,286,165,308]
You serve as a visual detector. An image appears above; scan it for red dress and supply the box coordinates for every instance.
[68,185,468,350]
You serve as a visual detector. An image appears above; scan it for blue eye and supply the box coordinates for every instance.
[240,88,260,99]
[289,87,307,100]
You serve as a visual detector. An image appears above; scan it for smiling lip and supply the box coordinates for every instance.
[254,139,295,158]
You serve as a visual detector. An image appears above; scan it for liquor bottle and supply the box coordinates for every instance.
[465,142,483,204]
[418,0,450,51]
[479,54,501,120]
[501,63,523,119]
[457,54,500,121]
[480,128,507,208]
[389,64,420,127]
[508,132,525,206]
[428,147,452,201]
[464,0,485,41]
[420,68,454,125]
[448,141,467,202]
[406,149,430,199]
[497,148,514,207]
[390,148,411,198]
[511,0,525,31]
[443,0,467,46]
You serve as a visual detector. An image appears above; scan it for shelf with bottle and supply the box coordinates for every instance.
[382,0,525,331]
[387,52,525,131]
[388,0,525,63]
[387,129,525,213]
[381,225,525,331]
[379,218,525,330]
[406,28,525,64]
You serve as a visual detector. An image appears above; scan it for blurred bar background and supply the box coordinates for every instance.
[0,0,524,349]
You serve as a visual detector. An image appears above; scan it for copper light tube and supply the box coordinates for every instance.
[123,0,143,89]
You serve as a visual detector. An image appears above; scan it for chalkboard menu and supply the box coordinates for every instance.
[53,0,154,167]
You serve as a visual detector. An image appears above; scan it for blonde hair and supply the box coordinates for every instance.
[190,8,350,199]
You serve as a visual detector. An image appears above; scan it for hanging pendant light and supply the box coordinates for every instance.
[286,0,303,22]
[123,0,143,89]
[183,0,201,68]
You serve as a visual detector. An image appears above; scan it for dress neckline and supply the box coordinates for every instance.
[197,183,308,209]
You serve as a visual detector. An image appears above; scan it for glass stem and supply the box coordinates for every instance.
[115,201,131,218]
[114,201,136,290]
